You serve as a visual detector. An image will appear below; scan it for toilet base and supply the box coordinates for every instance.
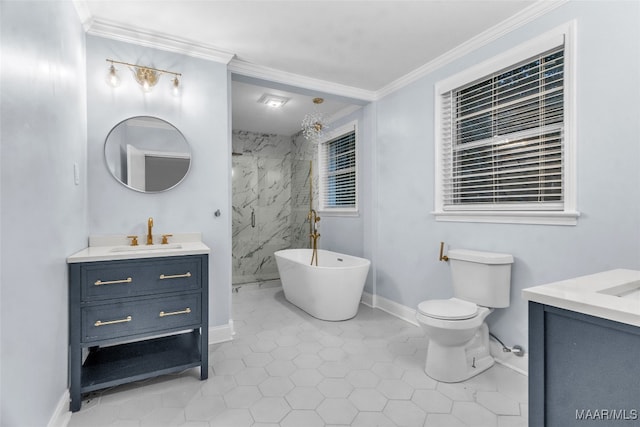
[425,323,494,383]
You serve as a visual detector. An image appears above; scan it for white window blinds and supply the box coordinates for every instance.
[440,45,564,210]
[319,129,357,211]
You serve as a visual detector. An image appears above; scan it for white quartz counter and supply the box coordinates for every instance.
[522,269,640,327]
[67,233,210,263]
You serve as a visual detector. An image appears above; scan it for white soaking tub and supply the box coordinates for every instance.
[274,249,371,321]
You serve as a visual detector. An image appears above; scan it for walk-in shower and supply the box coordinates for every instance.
[231,130,317,287]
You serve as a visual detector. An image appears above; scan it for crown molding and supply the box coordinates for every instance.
[75,0,371,101]
[72,0,92,31]
[376,0,570,99]
[85,19,235,64]
[74,0,567,100]
[229,59,377,103]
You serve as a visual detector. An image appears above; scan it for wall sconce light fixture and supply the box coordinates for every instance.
[106,59,182,95]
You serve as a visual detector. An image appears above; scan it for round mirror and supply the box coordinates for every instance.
[104,116,191,193]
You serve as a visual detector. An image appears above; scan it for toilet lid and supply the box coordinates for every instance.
[418,298,478,320]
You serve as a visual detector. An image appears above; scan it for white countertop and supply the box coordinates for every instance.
[522,269,640,327]
[67,233,210,263]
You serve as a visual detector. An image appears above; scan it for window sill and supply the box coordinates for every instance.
[433,210,580,226]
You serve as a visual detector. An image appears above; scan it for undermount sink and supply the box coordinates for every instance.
[110,243,183,252]
[598,280,640,301]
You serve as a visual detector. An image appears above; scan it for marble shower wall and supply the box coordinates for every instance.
[232,130,294,284]
[231,130,320,285]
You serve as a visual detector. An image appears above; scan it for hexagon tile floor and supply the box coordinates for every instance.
[69,285,528,427]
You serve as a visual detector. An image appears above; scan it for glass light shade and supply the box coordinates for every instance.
[133,67,159,93]
[106,65,121,87]
[301,111,327,142]
[141,78,152,93]
[258,94,289,108]
[171,76,180,96]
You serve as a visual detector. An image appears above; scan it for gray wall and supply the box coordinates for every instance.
[86,35,232,328]
[0,2,88,425]
[373,0,640,349]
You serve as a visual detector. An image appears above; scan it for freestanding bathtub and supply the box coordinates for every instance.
[274,249,371,321]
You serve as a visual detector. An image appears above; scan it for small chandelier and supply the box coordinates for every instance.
[105,59,182,95]
[301,97,328,142]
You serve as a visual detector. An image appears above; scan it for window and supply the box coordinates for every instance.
[318,123,358,214]
[434,24,578,225]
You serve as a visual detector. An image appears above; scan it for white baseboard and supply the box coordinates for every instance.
[490,340,529,376]
[360,290,374,307]
[361,292,528,376]
[47,389,71,427]
[209,320,235,344]
[361,291,419,326]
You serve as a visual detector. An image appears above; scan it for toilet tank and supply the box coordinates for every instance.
[448,249,514,308]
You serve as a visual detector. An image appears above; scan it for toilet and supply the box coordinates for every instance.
[416,248,513,383]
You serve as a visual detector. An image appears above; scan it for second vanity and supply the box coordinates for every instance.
[67,233,210,412]
[523,269,640,427]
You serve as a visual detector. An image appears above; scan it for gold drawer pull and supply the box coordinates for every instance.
[159,272,191,280]
[94,315,132,327]
[94,277,132,286]
[159,308,191,317]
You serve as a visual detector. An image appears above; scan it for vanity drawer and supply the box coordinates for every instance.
[81,257,201,301]
[82,294,201,342]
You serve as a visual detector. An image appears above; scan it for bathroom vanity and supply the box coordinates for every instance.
[67,235,210,412]
[523,269,640,427]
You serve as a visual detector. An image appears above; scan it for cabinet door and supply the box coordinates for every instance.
[530,303,640,427]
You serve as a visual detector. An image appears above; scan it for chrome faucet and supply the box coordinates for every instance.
[147,217,154,245]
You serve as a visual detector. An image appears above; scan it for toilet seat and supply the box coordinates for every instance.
[417,298,478,320]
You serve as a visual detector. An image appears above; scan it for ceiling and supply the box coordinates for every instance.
[231,78,359,135]
[79,0,537,135]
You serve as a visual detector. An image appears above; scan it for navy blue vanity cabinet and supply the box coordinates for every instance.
[529,302,640,426]
[68,254,208,412]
